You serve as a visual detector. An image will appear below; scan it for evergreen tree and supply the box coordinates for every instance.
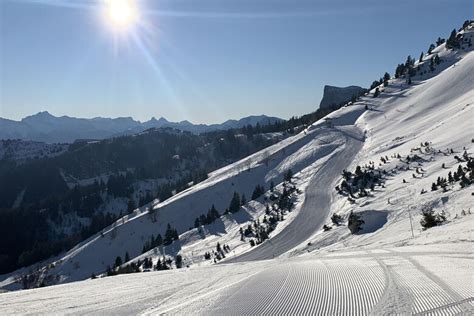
[114,256,122,268]
[446,29,459,49]
[331,213,343,225]
[419,51,424,62]
[125,252,130,262]
[436,37,445,46]
[383,72,390,87]
[164,223,175,245]
[420,208,446,229]
[228,192,241,213]
[156,234,163,246]
[405,55,414,68]
[175,255,183,269]
[155,258,162,271]
[373,87,380,98]
[395,64,405,78]
[427,43,435,54]
[348,211,364,234]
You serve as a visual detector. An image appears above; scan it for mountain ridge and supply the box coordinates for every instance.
[0,112,283,143]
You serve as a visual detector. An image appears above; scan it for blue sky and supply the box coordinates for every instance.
[0,0,472,123]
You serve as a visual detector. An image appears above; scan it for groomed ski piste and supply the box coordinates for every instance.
[0,27,473,315]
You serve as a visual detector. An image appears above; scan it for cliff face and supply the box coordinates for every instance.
[319,85,364,109]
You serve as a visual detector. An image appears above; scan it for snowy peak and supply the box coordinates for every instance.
[319,85,365,109]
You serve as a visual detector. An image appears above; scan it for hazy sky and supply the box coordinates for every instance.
[0,0,472,123]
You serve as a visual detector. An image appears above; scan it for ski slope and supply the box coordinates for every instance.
[1,24,473,315]
[0,245,471,315]
[226,125,364,262]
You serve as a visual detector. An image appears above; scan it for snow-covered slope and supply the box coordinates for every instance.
[297,35,474,256]
[0,98,364,289]
[1,24,473,315]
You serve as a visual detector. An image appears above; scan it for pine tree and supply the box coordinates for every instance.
[427,43,435,54]
[175,255,183,269]
[348,211,364,234]
[373,87,380,98]
[156,234,163,246]
[383,72,390,87]
[419,51,424,62]
[173,229,179,241]
[155,258,162,271]
[331,213,343,225]
[115,256,122,268]
[125,252,130,262]
[446,29,459,49]
[164,223,175,245]
[228,192,241,213]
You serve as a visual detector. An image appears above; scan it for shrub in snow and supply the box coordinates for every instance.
[373,88,380,98]
[175,255,183,269]
[331,213,343,226]
[284,169,294,182]
[348,211,364,234]
[420,207,446,229]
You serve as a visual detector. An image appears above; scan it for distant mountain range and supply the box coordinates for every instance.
[319,85,365,109]
[0,112,283,143]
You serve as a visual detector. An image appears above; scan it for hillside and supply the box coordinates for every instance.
[0,22,473,315]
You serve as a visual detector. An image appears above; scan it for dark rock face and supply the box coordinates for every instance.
[319,85,364,109]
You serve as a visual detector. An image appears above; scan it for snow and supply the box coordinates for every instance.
[0,246,471,315]
[296,43,474,257]
[1,25,473,315]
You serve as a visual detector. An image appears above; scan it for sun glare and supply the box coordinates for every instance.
[105,0,138,29]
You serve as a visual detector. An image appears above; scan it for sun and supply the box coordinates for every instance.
[105,0,139,29]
